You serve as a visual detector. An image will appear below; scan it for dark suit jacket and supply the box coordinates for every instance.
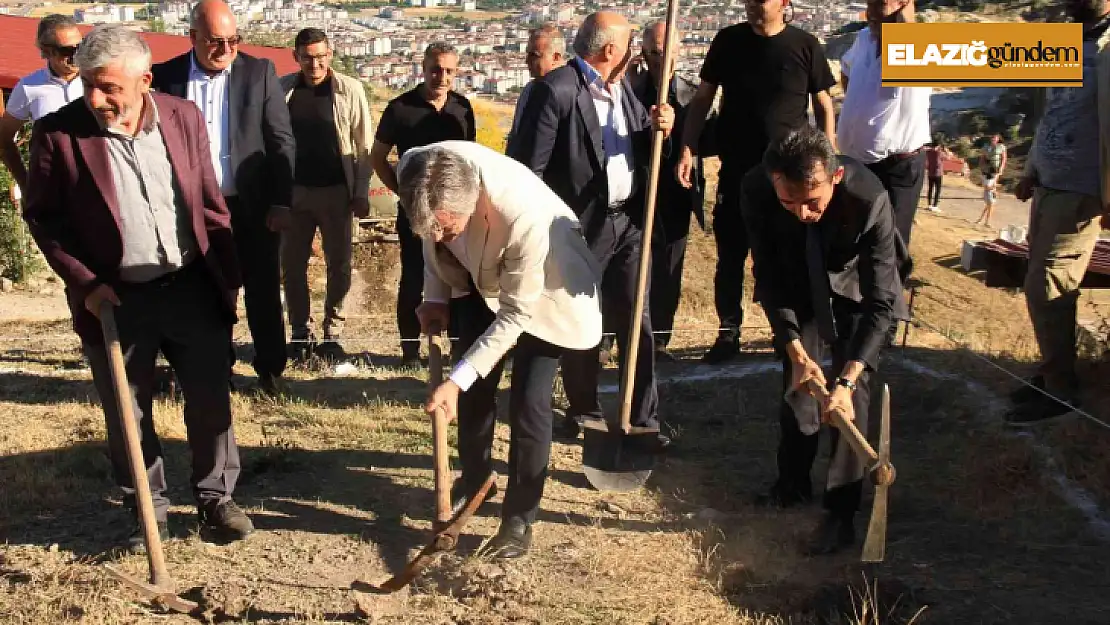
[151,51,296,211]
[506,60,654,242]
[23,92,242,346]
[628,65,718,235]
[740,157,911,370]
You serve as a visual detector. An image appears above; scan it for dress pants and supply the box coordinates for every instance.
[396,208,424,359]
[865,151,927,248]
[926,175,943,207]
[83,263,241,522]
[775,313,873,521]
[650,195,693,349]
[451,290,564,524]
[1024,187,1104,395]
[711,161,752,343]
[226,195,287,379]
[281,184,354,341]
[562,211,659,430]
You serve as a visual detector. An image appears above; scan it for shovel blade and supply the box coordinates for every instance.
[861,383,893,563]
[104,564,200,614]
[581,422,655,492]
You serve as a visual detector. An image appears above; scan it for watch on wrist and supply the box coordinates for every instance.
[835,377,857,392]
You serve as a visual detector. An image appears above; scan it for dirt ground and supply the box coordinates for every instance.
[1,184,1109,624]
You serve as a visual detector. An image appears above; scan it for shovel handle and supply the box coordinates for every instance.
[802,378,880,465]
[427,334,453,526]
[98,303,172,589]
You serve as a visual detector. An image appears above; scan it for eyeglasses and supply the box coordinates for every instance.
[203,35,242,49]
[48,43,80,58]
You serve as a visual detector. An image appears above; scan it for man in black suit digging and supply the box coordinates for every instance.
[742,126,909,555]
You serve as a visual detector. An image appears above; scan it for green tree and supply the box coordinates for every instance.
[0,126,44,283]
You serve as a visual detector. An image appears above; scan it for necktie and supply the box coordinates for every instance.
[806,223,838,344]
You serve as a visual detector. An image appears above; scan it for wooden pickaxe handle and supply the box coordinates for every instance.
[99,303,173,591]
[427,334,453,528]
[803,378,880,465]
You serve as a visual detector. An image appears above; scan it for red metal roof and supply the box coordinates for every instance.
[0,15,299,91]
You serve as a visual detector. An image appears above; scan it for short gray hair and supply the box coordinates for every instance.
[75,24,151,77]
[36,14,78,49]
[573,13,624,58]
[531,23,566,56]
[398,147,480,238]
[424,41,458,60]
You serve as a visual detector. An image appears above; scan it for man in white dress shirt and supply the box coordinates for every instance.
[0,14,84,192]
[507,23,566,145]
[399,140,603,560]
[837,0,932,249]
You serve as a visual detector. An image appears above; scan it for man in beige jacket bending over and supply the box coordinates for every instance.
[397,140,602,560]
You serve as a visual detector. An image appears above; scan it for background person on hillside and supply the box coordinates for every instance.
[0,14,83,193]
[924,141,953,213]
[507,24,565,147]
[837,0,931,249]
[976,134,1007,228]
[370,42,475,367]
[1009,0,1110,427]
[675,0,838,365]
[278,28,373,363]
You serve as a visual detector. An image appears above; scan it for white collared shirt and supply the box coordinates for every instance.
[575,57,635,208]
[837,27,932,164]
[186,55,235,196]
[5,67,84,122]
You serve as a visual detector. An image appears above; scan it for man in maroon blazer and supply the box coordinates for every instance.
[22,24,254,550]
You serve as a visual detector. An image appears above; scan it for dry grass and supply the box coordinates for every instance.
[3,108,1110,624]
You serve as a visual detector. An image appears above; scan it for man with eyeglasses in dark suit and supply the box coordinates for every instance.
[152,0,296,396]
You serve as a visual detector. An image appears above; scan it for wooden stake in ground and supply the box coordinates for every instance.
[98,303,200,615]
[582,0,681,493]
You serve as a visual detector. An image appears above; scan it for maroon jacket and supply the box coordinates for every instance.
[22,91,242,345]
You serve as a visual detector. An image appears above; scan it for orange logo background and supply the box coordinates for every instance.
[880,23,1084,87]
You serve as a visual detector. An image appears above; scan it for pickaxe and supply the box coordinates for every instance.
[371,334,497,592]
[98,304,201,615]
[803,379,895,563]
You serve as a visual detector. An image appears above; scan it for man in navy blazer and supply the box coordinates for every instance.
[508,10,674,450]
[152,0,296,394]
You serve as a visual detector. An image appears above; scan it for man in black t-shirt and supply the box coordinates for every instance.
[280,28,374,363]
[676,0,837,364]
[370,42,476,366]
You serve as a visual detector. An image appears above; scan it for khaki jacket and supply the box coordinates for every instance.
[280,70,374,199]
[400,141,604,377]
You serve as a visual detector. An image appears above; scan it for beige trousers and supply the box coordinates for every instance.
[1024,187,1103,394]
[281,184,353,341]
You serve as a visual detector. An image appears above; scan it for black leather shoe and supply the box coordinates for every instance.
[702,337,740,364]
[477,517,532,560]
[1009,375,1046,405]
[257,374,284,397]
[127,520,170,554]
[199,500,254,542]
[449,478,498,519]
[806,514,856,556]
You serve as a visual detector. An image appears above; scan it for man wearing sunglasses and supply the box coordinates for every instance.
[152,0,296,397]
[0,14,84,193]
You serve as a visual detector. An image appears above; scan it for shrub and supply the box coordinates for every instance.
[0,169,44,283]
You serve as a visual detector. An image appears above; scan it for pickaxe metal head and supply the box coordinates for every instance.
[861,384,895,563]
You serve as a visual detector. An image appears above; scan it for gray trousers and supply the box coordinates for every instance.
[777,315,872,520]
[83,263,240,522]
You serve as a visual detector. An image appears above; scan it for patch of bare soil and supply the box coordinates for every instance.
[1,189,1109,624]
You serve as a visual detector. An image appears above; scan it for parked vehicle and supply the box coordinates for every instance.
[939,151,970,176]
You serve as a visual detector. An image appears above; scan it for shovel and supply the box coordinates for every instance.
[796,378,896,563]
[372,333,497,592]
[98,303,201,615]
[581,0,682,493]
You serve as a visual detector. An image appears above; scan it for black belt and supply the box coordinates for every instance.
[885,148,923,162]
[120,260,203,290]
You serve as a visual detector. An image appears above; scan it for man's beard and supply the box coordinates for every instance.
[98,100,135,131]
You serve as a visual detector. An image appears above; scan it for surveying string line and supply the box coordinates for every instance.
[907,312,1110,432]
[0,324,774,345]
